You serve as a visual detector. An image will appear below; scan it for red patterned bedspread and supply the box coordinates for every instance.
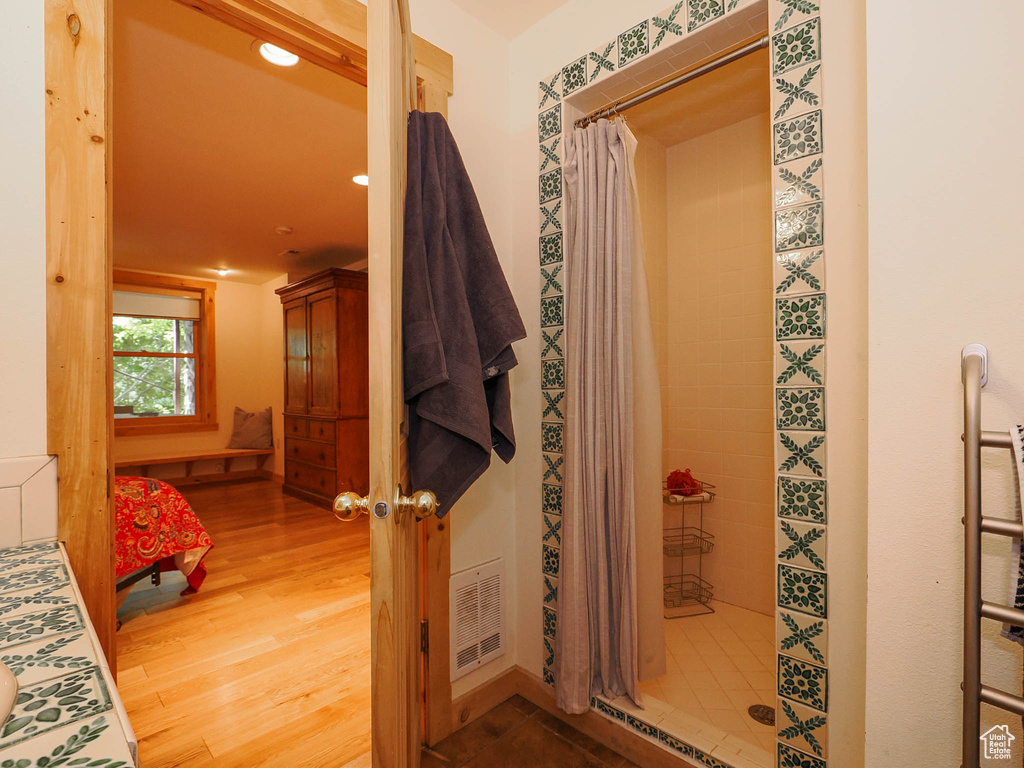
[114,476,213,595]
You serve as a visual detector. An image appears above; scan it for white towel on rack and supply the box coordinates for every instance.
[1003,424,1024,646]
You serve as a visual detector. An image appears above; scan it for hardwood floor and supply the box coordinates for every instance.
[116,479,371,767]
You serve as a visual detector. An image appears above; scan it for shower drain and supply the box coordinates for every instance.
[747,704,775,727]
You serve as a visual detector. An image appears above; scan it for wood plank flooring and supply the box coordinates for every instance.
[116,479,371,767]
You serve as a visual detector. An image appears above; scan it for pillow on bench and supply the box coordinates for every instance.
[226,406,273,450]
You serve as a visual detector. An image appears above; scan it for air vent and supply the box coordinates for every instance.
[450,559,505,681]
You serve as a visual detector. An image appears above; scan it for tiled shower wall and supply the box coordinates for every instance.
[0,456,58,549]
[538,0,831,766]
[662,114,775,616]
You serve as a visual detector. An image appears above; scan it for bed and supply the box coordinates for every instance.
[114,476,214,600]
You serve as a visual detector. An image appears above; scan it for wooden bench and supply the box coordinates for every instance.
[114,448,275,485]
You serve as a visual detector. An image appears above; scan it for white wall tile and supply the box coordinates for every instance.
[0,487,22,548]
[21,457,57,543]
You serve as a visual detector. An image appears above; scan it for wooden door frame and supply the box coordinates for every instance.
[44,0,454,756]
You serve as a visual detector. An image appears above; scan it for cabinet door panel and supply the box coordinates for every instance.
[337,284,370,418]
[283,299,308,414]
[307,290,339,416]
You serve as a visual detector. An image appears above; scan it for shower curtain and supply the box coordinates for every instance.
[555,117,664,714]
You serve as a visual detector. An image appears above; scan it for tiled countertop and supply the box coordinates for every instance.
[0,541,138,767]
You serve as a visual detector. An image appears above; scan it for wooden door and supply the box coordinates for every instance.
[283,297,309,414]
[307,288,340,416]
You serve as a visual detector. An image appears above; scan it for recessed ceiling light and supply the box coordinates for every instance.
[258,42,300,67]
[216,268,230,276]
[275,225,293,235]
[352,175,369,187]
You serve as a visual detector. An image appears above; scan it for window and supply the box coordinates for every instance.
[112,271,217,435]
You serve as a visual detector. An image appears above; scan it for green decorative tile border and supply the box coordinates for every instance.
[535,0,832,762]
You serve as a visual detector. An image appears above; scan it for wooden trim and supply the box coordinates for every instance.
[450,668,694,768]
[112,270,217,437]
[46,0,116,671]
[154,468,273,486]
[173,0,453,95]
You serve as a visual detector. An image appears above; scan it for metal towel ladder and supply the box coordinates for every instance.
[962,343,1024,767]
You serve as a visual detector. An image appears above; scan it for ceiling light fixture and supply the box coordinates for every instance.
[216,268,230,277]
[275,225,294,235]
[258,42,300,67]
[352,175,369,187]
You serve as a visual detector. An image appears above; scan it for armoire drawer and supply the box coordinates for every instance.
[284,416,308,438]
[286,438,336,469]
[285,460,336,497]
[307,419,336,443]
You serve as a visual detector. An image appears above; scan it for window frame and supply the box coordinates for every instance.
[112,270,218,436]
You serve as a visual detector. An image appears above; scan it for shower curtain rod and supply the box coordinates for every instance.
[574,35,770,128]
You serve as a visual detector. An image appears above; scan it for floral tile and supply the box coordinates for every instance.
[541,263,564,298]
[774,110,822,165]
[778,654,828,711]
[542,422,564,454]
[778,564,827,618]
[595,698,626,722]
[0,549,63,577]
[541,328,565,360]
[776,387,825,431]
[776,341,825,387]
[542,544,560,577]
[658,730,695,757]
[687,0,725,32]
[542,514,562,547]
[543,606,557,638]
[772,0,820,33]
[0,605,85,651]
[626,714,658,739]
[538,72,562,111]
[0,584,77,619]
[776,294,825,340]
[773,62,821,121]
[542,483,563,516]
[540,200,563,235]
[651,3,685,50]
[778,431,826,477]
[0,566,68,596]
[587,40,617,84]
[0,666,112,749]
[694,751,731,768]
[618,20,650,68]
[778,476,827,522]
[540,232,563,265]
[1,630,95,687]
[541,296,564,328]
[777,519,827,572]
[542,359,566,390]
[542,389,565,421]
[0,543,58,561]
[540,136,562,172]
[543,636,554,667]
[539,105,562,143]
[775,249,824,295]
[539,168,563,205]
[775,157,823,208]
[0,714,134,768]
[562,56,587,97]
[778,608,828,666]
[775,202,823,252]
[543,667,555,686]
[543,576,558,607]
[772,17,821,76]
[778,742,827,768]
[543,453,564,484]
[778,697,828,759]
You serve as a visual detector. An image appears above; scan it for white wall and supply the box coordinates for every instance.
[865,1,1024,763]
[0,2,46,459]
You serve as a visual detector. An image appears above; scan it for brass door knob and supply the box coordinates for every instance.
[334,491,370,521]
[396,488,438,520]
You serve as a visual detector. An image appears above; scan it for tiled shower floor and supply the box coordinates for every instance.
[640,600,776,759]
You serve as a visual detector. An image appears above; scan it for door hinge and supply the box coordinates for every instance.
[420,619,429,654]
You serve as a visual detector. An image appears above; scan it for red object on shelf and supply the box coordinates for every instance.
[666,468,702,496]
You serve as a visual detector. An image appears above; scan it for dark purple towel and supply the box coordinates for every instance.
[403,111,527,518]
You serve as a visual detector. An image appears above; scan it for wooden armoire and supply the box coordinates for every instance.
[276,268,369,508]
